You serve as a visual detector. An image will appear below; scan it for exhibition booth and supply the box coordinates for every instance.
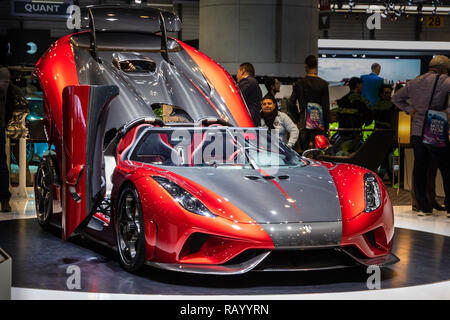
[0,1,448,302]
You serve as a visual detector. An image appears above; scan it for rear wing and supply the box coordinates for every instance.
[80,5,181,63]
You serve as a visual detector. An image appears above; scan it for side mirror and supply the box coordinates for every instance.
[302,135,331,159]
[315,135,331,150]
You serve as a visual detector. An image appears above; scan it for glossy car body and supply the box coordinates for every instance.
[33,5,398,274]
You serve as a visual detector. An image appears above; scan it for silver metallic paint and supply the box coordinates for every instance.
[71,32,238,134]
[166,165,342,225]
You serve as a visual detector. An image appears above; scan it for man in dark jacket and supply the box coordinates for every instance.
[0,67,27,212]
[331,77,374,155]
[237,62,262,127]
[0,67,12,212]
[289,55,330,151]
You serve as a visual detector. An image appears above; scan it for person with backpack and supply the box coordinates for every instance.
[288,55,330,151]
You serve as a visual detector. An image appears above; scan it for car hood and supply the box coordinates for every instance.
[165,164,342,224]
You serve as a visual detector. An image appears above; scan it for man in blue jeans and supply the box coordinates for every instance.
[392,56,450,217]
[361,63,384,107]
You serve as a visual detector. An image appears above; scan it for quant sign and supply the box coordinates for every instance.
[11,0,73,18]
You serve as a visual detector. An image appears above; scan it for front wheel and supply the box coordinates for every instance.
[34,157,53,229]
[116,184,146,273]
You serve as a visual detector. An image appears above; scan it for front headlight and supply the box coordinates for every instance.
[364,173,381,213]
[152,176,216,218]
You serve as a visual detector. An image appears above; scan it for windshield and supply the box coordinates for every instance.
[128,127,307,168]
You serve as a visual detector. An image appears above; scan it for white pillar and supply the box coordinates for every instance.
[11,137,28,199]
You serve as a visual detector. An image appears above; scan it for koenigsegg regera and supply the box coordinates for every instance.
[33,5,398,274]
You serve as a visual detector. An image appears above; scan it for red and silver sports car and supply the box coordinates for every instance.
[33,5,398,274]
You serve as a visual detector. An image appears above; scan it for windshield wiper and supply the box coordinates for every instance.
[225,129,258,170]
[205,160,245,168]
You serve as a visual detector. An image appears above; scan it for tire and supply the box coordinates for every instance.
[115,184,146,273]
[34,157,54,230]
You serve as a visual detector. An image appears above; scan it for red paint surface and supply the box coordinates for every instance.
[328,163,395,258]
[178,40,254,127]
[35,34,80,169]
[62,85,90,240]
[111,162,274,264]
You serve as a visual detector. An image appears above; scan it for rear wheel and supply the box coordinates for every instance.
[116,185,146,273]
[34,157,53,229]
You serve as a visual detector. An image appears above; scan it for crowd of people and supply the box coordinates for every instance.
[236,55,450,218]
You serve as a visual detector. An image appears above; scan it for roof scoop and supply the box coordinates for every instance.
[112,52,156,73]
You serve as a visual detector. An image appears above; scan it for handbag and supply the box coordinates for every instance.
[422,74,449,148]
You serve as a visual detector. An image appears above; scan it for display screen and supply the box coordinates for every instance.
[318,58,421,85]
[6,29,53,66]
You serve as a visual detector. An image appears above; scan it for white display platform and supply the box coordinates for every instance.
[0,247,11,300]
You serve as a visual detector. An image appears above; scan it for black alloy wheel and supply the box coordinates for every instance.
[34,158,53,229]
[116,185,146,273]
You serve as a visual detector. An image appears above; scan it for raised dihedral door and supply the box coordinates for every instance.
[62,85,119,240]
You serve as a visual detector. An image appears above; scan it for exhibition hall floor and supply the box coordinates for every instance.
[0,189,449,300]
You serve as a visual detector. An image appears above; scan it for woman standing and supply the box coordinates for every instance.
[260,94,299,148]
